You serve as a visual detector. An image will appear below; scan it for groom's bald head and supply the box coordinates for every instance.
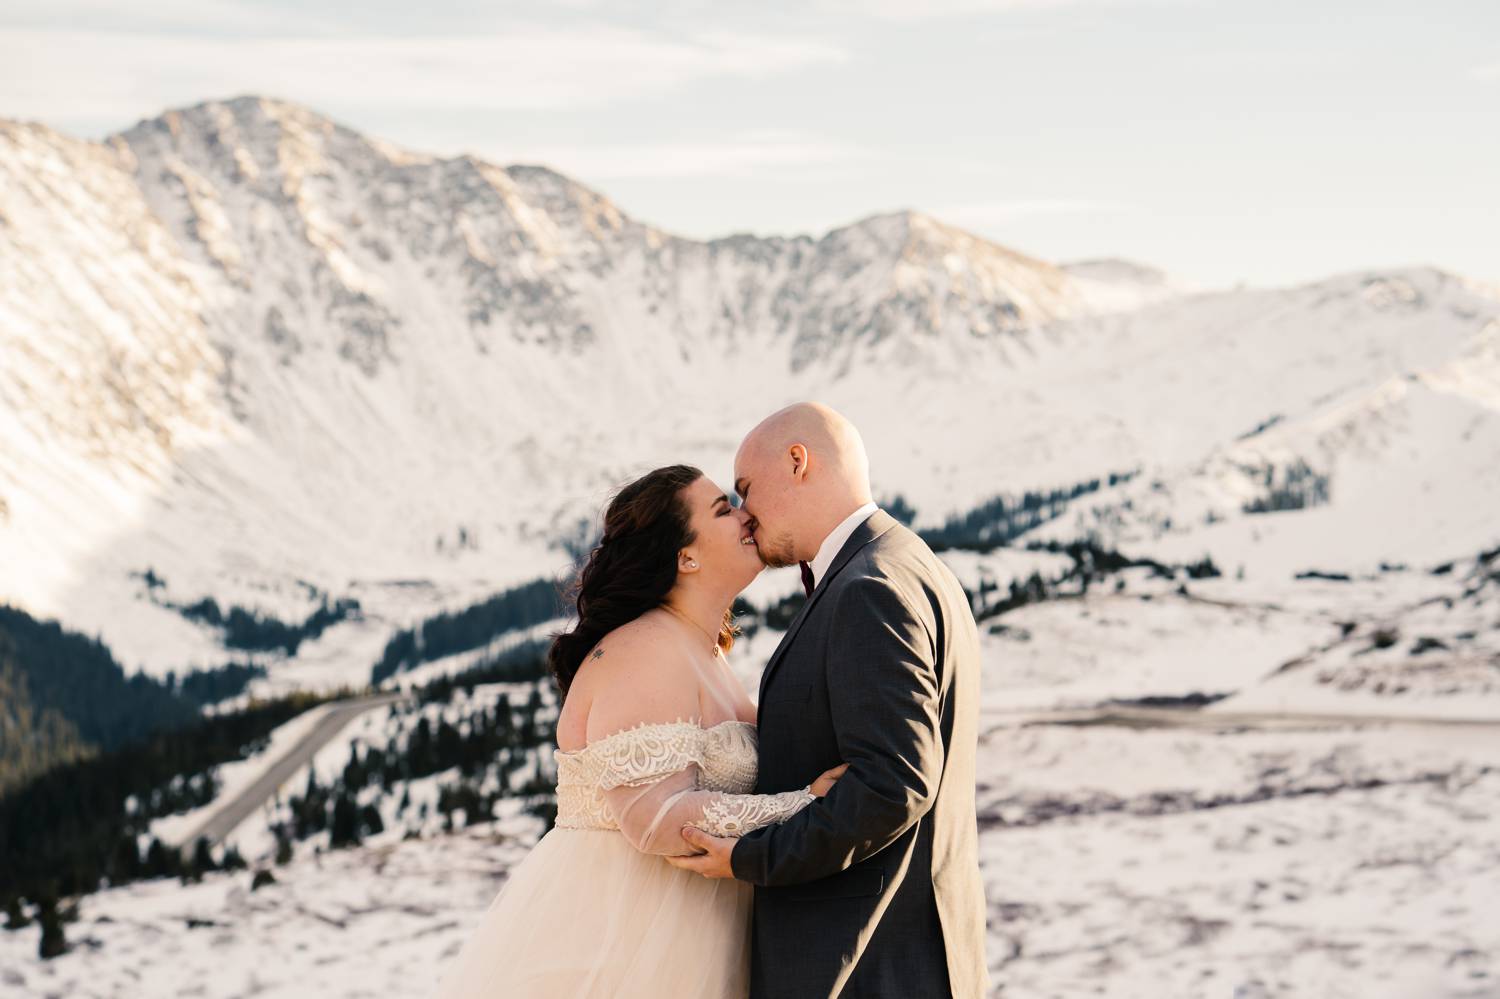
[739,402,871,486]
[734,402,874,567]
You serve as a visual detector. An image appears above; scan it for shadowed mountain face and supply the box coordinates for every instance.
[2,96,1498,681]
[0,605,206,794]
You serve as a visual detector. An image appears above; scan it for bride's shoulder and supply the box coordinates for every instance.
[575,613,702,743]
[593,611,678,656]
[574,613,690,688]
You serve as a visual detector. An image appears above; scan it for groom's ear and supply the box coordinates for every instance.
[788,443,810,481]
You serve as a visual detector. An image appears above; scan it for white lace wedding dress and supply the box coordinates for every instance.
[431,680,816,998]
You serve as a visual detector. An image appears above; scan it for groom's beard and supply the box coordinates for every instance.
[755,530,798,569]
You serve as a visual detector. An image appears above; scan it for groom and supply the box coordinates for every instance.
[668,402,989,998]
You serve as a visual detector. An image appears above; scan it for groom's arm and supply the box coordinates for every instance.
[729,572,944,887]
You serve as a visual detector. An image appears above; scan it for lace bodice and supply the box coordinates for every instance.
[553,719,816,853]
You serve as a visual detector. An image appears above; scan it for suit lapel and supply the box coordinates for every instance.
[757,509,899,704]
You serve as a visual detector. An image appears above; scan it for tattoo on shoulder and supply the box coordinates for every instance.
[591,647,605,660]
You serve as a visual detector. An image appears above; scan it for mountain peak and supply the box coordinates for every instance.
[121,94,333,134]
[832,209,1054,270]
[1062,258,1171,284]
[115,94,444,176]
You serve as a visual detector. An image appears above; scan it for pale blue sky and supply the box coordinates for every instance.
[2,0,1497,287]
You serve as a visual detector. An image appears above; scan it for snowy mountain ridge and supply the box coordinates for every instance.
[2,96,1498,686]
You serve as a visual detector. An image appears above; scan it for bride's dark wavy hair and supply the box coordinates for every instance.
[548,464,737,698]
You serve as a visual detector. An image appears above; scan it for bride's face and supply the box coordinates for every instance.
[679,476,763,591]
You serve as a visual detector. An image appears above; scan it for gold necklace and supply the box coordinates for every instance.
[663,603,721,656]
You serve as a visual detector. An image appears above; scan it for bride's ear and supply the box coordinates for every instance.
[677,549,700,574]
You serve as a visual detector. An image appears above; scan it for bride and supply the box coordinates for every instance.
[432,464,847,998]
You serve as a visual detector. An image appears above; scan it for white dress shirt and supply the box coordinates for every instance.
[807,501,879,590]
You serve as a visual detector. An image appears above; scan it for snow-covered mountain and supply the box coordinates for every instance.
[2,95,1498,686]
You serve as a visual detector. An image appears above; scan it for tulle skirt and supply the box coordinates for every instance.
[432,827,752,998]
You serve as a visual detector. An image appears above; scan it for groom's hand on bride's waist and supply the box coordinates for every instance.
[666,827,736,879]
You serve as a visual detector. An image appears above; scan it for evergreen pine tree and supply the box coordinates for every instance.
[193,837,217,873]
[108,834,142,885]
[37,897,66,959]
[220,843,247,871]
[274,829,294,866]
[3,895,29,930]
[360,802,385,836]
[330,792,361,848]
[343,745,367,791]
[144,837,178,878]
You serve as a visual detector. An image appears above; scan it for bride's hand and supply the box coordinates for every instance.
[809,763,849,797]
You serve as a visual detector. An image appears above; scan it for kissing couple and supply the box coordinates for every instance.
[432,402,989,998]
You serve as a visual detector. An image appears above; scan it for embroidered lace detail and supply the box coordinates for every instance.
[589,719,745,790]
[555,719,804,835]
[693,788,816,837]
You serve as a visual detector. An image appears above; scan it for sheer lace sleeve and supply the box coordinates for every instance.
[575,626,815,856]
[590,724,816,857]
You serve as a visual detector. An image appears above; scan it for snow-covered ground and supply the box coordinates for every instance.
[11,747,1497,998]
[7,570,1499,998]
[2,804,548,999]
[977,724,1500,998]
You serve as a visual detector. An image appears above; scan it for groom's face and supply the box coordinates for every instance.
[733,445,799,569]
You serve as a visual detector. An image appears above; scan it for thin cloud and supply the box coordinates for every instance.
[479,134,865,180]
[1,0,278,35]
[0,27,849,132]
[935,199,1139,225]
[813,0,1179,19]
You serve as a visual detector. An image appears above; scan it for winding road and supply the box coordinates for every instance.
[173,691,410,853]
[174,692,1496,855]
[982,703,1500,735]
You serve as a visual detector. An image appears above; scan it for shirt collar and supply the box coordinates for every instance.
[808,501,879,590]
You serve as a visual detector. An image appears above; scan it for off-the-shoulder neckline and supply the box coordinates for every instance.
[554,717,756,757]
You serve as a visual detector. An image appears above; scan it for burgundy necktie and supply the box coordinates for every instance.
[799,560,815,597]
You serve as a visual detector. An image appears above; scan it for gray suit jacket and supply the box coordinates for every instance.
[731,509,989,998]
